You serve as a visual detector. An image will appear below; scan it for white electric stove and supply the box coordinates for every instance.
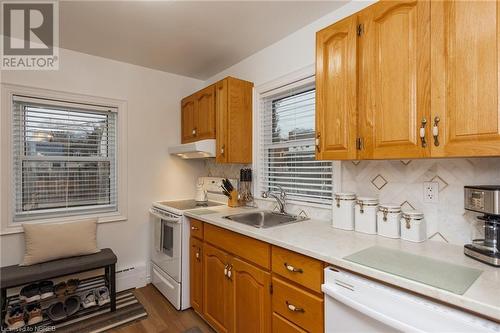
[149,177,236,310]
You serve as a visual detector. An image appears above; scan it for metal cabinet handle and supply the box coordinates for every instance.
[195,247,201,261]
[433,116,440,146]
[420,118,427,148]
[192,128,197,136]
[315,133,321,152]
[227,265,232,280]
[224,264,228,277]
[191,226,199,231]
[284,263,303,273]
[286,301,305,313]
[220,144,225,155]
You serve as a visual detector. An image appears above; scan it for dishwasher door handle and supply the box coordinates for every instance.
[322,284,425,333]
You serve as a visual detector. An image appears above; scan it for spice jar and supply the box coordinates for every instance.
[332,192,356,230]
[377,203,401,238]
[354,197,378,234]
[400,210,427,242]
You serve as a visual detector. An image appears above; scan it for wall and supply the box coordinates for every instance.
[0,49,205,287]
[203,0,500,246]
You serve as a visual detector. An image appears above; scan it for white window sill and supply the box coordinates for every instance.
[0,215,127,236]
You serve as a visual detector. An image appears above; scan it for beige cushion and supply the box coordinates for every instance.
[21,219,99,266]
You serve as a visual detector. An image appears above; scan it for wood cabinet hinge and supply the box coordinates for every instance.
[356,137,364,150]
[269,283,273,294]
[357,24,364,36]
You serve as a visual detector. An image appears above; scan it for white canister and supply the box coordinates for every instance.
[377,203,402,238]
[400,210,427,242]
[332,192,356,230]
[354,197,378,234]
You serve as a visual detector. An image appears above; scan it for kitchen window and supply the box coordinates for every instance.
[1,88,128,225]
[259,76,334,206]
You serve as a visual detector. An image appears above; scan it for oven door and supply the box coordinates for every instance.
[151,215,182,282]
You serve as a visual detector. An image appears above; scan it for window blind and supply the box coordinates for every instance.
[12,96,117,221]
[260,79,333,206]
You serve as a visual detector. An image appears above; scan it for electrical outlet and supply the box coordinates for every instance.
[423,181,439,203]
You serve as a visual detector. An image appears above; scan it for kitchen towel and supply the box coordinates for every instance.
[344,246,483,295]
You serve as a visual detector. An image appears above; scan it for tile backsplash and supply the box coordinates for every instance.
[342,158,500,245]
[205,158,500,246]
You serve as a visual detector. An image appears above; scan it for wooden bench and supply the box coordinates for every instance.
[0,248,117,329]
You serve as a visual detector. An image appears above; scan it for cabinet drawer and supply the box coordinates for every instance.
[272,312,306,333]
[204,224,270,269]
[190,219,204,239]
[272,277,323,333]
[272,246,323,293]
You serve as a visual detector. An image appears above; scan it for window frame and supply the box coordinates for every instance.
[253,65,340,209]
[1,84,128,235]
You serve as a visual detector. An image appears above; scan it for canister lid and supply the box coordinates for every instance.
[357,197,378,205]
[334,192,356,200]
[402,209,424,219]
[378,203,401,212]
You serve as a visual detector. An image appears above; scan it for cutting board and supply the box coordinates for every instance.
[344,246,483,295]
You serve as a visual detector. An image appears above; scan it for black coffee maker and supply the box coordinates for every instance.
[464,186,500,266]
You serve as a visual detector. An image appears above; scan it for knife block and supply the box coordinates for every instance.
[228,190,240,207]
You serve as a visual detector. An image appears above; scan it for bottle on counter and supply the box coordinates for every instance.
[355,197,379,234]
[377,203,402,238]
[332,192,356,230]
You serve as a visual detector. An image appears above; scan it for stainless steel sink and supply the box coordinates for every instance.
[223,210,308,228]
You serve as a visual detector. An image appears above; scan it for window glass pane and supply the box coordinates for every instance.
[261,81,333,205]
[12,97,117,221]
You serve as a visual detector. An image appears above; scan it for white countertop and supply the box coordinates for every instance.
[184,206,500,321]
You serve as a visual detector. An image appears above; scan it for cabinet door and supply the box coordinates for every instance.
[315,15,358,160]
[181,97,196,143]
[431,1,500,157]
[229,257,271,333]
[359,0,430,159]
[195,84,216,140]
[190,237,203,314]
[216,79,229,163]
[203,243,231,333]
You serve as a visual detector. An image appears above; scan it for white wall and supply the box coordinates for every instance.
[0,48,205,284]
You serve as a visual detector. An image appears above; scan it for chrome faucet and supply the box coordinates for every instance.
[262,186,287,214]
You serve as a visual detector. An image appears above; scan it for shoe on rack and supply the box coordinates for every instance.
[54,282,67,297]
[66,279,80,294]
[26,303,43,326]
[80,290,97,309]
[64,295,80,317]
[4,305,25,331]
[39,280,54,299]
[47,301,66,322]
[19,283,40,303]
[94,286,110,306]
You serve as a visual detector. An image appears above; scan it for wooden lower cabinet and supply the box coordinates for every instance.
[190,237,203,314]
[203,243,232,333]
[191,221,324,333]
[231,257,271,333]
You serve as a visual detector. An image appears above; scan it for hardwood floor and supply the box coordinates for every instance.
[111,284,215,333]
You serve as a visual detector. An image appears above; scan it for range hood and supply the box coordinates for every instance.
[168,139,216,159]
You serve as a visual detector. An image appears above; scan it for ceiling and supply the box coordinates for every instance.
[60,1,347,79]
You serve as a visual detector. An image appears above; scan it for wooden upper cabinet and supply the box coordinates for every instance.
[190,237,203,314]
[195,85,216,140]
[359,0,430,159]
[316,15,358,160]
[216,77,253,164]
[431,0,500,157]
[203,243,232,333]
[230,257,271,333]
[181,97,196,143]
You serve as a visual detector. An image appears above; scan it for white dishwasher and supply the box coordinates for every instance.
[322,267,500,333]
